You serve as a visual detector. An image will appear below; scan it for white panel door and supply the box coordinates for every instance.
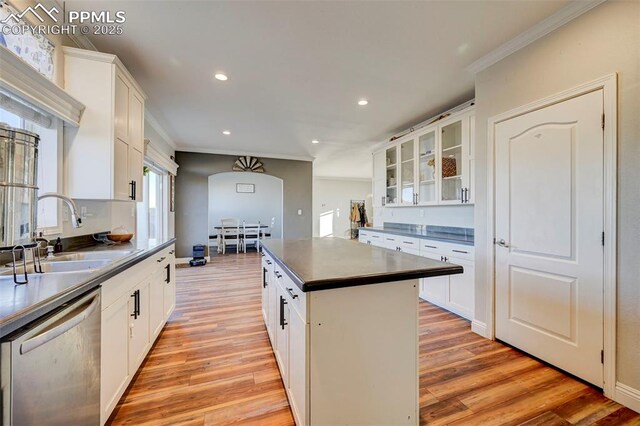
[495,90,604,386]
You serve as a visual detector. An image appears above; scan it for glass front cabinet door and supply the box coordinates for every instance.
[439,115,471,204]
[385,146,398,206]
[399,138,416,205]
[417,129,437,205]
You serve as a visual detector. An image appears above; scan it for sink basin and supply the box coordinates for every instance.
[51,250,137,262]
[0,259,112,276]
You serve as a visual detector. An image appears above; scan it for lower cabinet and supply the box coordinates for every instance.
[261,253,418,425]
[100,244,176,424]
[288,308,308,424]
[128,280,151,375]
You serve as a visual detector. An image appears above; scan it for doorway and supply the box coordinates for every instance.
[208,172,284,252]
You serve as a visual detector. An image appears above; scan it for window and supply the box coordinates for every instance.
[0,106,62,234]
[136,164,165,245]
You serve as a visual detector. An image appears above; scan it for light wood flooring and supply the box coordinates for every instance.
[107,252,640,425]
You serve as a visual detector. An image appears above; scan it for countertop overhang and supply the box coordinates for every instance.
[262,238,463,292]
[0,238,176,338]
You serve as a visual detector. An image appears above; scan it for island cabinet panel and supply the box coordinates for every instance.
[308,281,419,425]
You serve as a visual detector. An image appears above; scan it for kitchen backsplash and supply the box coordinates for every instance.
[376,205,474,228]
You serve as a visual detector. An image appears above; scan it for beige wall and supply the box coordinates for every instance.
[474,0,640,390]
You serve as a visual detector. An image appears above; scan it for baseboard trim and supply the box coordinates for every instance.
[471,320,488,338]
[615,382,640,413]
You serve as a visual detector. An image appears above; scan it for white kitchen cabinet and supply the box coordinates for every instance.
[100,244,176,425]
[274,283,290,388]
[288,307,308,425]
[261,261,270,324]
[149,268,166,339]
[262,247,419,425]
[163,250,176,319]
[63,47,146,202]
[358,231,474,320]
[128,280,151,375]
[372,106,475,208]
[100,290,131,424]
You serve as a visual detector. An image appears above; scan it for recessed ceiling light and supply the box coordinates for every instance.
[214,73,228,81]
[358,99,368,106]
[222,130,231,135]
[312,139,319,144]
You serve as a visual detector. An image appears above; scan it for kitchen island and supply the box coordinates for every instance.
[261,238,463,426]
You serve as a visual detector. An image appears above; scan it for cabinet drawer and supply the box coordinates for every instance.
[445,246,474,261]
[276,270,307,319]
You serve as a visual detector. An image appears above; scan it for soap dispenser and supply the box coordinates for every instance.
[53,237,63,253]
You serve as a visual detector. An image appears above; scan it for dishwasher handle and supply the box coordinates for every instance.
[20,294,100,355]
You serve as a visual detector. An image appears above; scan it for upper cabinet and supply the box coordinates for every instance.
[374,107,475,207]
[63,47,147,202]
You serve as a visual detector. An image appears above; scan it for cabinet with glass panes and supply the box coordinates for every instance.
[385,146,398,205]
[373,106,474,207]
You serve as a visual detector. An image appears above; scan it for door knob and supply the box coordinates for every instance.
[495,239,511,248]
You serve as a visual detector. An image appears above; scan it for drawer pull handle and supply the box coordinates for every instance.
[275,271,282,279]
[157,256,166,263]
[452,249,468,254]
[286,287,299,299]
[266,260,272,265]
[169,250,175,255]
[425,245,437,249]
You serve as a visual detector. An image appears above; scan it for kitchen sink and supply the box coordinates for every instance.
[51,250,137,262]
[0,259,112,276]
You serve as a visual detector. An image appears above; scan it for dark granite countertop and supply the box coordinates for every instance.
[359,224,474,246]
[0,237,176,338]
[262,238,463,292]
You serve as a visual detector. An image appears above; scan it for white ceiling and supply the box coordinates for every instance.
[69,0,569,178]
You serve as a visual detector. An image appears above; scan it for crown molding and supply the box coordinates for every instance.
[0,46,85,126]
[176,145,314,162]
[466,0,607,74]
[144,110,177,149]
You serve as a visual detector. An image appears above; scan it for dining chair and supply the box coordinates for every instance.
[262,217,276,239]
[220,218,241,254]
[243,221,261,253]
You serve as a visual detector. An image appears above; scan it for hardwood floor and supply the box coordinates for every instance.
[108,252,640,425]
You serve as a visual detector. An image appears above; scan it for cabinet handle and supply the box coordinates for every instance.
[286,287,299,299]
[464,188,469,203]
[279,295,288,329]
[260,252,265,257]
[460,188,464,203]
[165,264,171,283]
[263,267,268,288]
[130,289,140,319]
[157,256,166,263]
[382,196,386,206]
[266,260,272,265]
[425,245,437,249]
[129,181,135,200]
[275,271,282,279]
[169,250,175,255]
[452,249,468,254]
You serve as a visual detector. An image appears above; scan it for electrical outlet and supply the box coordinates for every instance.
[81,206,87,219]
[297,209,302,216]
[62,208,69,222]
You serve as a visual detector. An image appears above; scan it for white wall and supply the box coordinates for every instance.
[208,172,283,237]
[377,205,474,228]
[473,0,640,392]
[313,178,372,239]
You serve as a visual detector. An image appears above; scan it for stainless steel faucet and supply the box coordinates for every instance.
[37,193,83,228]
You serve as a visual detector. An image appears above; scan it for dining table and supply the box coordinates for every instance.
[210,224,270,253]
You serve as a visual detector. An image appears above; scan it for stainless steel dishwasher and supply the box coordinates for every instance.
[1,289,101,425]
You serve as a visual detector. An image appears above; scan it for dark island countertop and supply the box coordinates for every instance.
[262,238,463,292]
[0,237,176,338]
